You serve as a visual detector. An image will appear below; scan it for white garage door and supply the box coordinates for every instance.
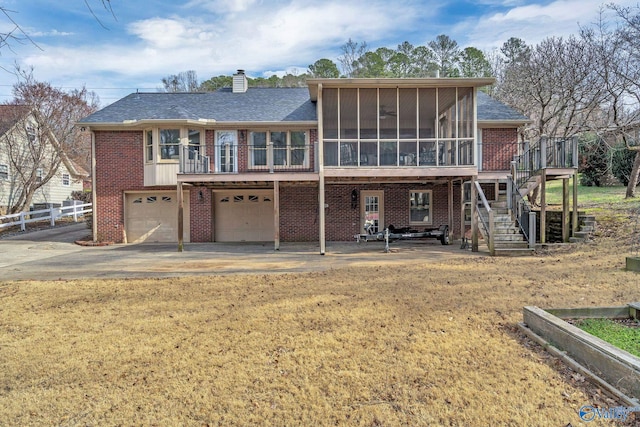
[214,190,274,242]
[125,192,190,243]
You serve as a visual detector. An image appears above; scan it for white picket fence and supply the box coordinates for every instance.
[0,203,92,232]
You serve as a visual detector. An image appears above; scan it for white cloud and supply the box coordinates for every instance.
[453,0,640,49]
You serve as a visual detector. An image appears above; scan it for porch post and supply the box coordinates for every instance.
[572,171,579,235]
[448,178,453,241]
[274,180,280,251]
[471,177,478,252]
[317,83,326,255]
[540,169,547,244]
[562,177,570,242]
[177,181,184,252]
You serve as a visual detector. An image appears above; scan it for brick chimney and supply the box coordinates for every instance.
[232,69,248,93]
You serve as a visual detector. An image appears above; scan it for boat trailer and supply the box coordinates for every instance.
[355,224,450,253]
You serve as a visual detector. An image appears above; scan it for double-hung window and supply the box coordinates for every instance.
[62,173,70,187]
[0,164,8,180]
[159,129,181,160]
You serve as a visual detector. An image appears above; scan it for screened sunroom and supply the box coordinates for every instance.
[319,85,478,168]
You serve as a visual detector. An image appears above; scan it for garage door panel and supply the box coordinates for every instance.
[214,190,274,242]
[125,192,190,243]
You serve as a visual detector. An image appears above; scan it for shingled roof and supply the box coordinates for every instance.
[80,86,529,126]
[79,87,317,124]
[476,91,530,124]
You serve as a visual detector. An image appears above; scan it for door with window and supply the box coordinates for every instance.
[361,191,384,234]
[215,131,238,173]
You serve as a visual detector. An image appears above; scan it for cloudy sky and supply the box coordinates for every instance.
[0,0,635,105]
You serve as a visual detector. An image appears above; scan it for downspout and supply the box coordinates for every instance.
[91,130,97,243]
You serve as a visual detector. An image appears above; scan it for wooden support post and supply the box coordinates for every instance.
[562,178,570,242]
[274,181,280,251]
[317,83,326,255]
[572,172,579,235]
[540,169,546,244]
[471,178,478,252]
[177,182,184,252]
[460,181,465,243]
[448,179,453,241]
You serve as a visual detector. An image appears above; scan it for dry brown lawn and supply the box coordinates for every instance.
[1,213,640,425]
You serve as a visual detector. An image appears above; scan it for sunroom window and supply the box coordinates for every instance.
[322,87,475,167]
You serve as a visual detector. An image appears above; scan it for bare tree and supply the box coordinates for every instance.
[1,2,115,56]
[496,36,604,139]
[161,70,200,92]
[1,68,98,213]
[337,39,368,77]
[594,4,640,197]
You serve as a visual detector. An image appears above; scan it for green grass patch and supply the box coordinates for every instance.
[574,318,640,358]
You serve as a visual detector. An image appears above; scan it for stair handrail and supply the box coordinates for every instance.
[474,181,495,255]
[508,176,531,242]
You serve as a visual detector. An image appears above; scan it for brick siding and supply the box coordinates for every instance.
[94,130,144,243]
[482,128,519,171]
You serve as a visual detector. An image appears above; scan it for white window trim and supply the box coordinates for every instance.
[248,130,310,169]
[62,173,71,187]
[145,127,205,164]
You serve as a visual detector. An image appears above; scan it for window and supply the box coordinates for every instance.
[250,131,268,167]
[215,131,238,173]
[0,164,8,180]
[62,173,70,187]
[187,129,201,159]
[159,128,180,160]
[410,190,432,225]
[146,127,208,164]
[146,130,154,162]
[322,87,475,167]
[249,130,309,169]
[26,124,37,144]
[36,168,43,183]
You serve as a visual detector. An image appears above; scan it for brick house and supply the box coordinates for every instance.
[80,71,573,252]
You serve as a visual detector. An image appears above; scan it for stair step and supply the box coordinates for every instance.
[569,237,586,243]
[494,234,526,242]
[494,241,531,249]
[580,226,594,233]
[494,247,536,257]
[573,231,591,239]
[491,201,508,209]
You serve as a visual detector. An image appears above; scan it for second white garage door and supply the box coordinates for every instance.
[214,190,274,242]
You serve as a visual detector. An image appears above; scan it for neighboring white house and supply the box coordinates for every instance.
[0,105,87,214]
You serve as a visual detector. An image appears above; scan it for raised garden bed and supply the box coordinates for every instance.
[520,303,640,406]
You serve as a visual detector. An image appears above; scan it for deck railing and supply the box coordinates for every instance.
[180,145,210,174]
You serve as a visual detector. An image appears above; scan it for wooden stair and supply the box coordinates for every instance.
[478,198,535,256]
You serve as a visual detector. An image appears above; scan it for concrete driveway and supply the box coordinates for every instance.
[0,223,482,281]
